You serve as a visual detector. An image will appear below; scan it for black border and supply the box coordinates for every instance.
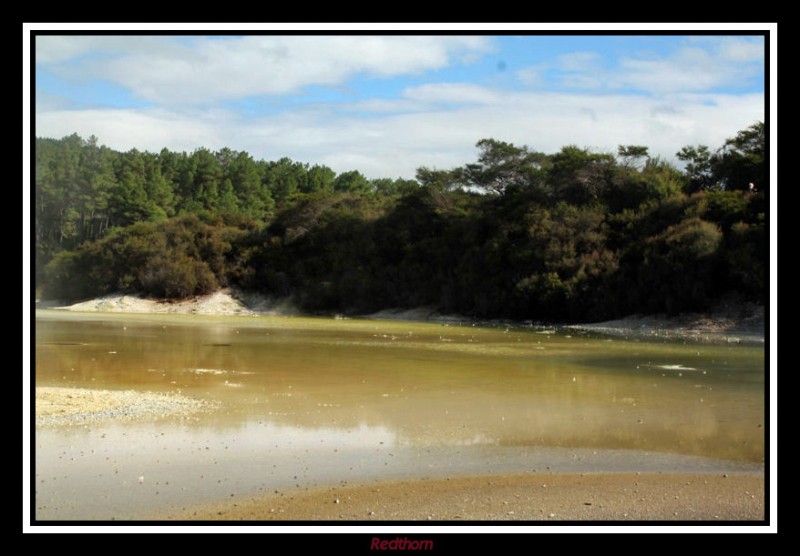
[24,24,775,538]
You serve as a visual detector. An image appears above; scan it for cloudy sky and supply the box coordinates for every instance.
[31,29,768,180]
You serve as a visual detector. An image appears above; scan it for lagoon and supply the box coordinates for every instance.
[33,310,764,520]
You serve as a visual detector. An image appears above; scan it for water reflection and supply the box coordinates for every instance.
[34,310,765,519]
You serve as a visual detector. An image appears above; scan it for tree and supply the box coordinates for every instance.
[617,145,649,170]
[676,122,766,192]
[72,136,115,242]
[192,148,223,211]
[372,177,419,196]
[302,164,336,194]
[549,145,616,205]
[35,130,765,318]
[676,145,715,193]
[333,170,372,194]
[227,151,274,216]
[142,152,174,220]
[460,138,548,195]
[112,148,152,225]
[415,167,460,192]
[714,121,765,191]
[639,217,723,314]
[265,157,306,202]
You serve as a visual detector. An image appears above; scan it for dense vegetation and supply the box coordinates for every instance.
[35,123,766,322]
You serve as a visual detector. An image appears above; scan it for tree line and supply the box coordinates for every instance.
[35,123,766,321]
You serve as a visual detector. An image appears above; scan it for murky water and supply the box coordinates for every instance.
[32,310,765,520]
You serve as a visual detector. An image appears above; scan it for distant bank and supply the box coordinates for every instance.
[35,288,765,346]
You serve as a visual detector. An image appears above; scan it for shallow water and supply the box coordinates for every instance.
[32,310,765,520]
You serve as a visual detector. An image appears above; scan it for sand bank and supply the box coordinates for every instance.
[153,471,764,521]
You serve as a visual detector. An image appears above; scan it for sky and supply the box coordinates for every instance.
[30,28,769,180]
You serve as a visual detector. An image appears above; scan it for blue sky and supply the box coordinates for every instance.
[31,30,768,179]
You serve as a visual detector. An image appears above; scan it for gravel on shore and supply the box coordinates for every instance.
[155,471,765,522]
[35,387,213,427]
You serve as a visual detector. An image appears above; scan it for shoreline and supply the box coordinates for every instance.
[36,289,765,345]
[33,292,768,523]
[152,471,765,521]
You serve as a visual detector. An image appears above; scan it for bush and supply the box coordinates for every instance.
[138,254,218,298]
[639,217,723,314]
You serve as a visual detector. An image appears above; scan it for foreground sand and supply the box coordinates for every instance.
[154,472,764,521]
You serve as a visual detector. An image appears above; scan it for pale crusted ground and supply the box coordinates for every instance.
[153,472,765,522]
[567,304,765,345]
[40,287,296,316]
[35,387,213,427]
[50,289,263,315]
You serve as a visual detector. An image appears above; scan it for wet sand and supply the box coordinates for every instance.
[155,472,765,521]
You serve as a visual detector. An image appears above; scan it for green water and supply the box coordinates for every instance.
[32,310,765,520]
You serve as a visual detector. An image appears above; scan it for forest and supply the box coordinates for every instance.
[34,122,766,322]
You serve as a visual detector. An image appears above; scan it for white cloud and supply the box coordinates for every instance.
[515,67,542,86]
[35,88,765,180]
[344,98,422,114]
[618,47,721,93]
[33,35,765,180]
[42,36,493,105]
[543,37,764,94]
[35,108,228,153]
[36,36,115,64]
[36,36,185,64]
[557,51,601,72]
[402,83,500,105]
[719,37,764,62]
[329,83,503,116]
[616,40,764,93]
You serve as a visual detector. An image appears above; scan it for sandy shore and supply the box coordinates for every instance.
[154,471,764,521]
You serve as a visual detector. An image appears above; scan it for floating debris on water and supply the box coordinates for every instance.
[189,368,229,375]
[657,364,698,371]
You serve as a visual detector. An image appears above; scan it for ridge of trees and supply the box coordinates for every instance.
[35,122,766,321]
